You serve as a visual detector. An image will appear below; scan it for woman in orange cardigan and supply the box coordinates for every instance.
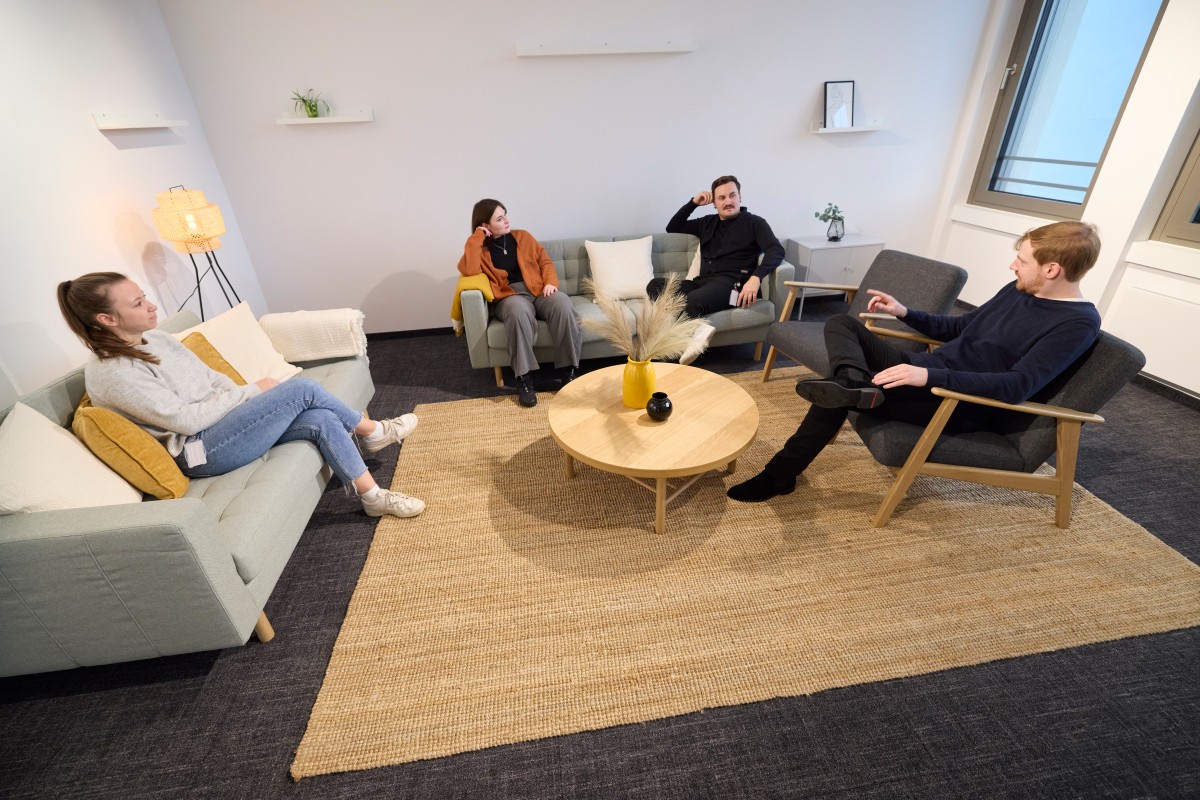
[457,198,581,408]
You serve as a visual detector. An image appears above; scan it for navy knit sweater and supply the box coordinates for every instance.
[666,201,784,280]
[904,281,1100,404]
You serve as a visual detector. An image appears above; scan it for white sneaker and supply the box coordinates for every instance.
[362,488,426,518]
[362,413,419,454]
[679,322,716,366]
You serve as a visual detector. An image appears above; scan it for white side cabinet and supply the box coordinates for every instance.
[784,234,885,297]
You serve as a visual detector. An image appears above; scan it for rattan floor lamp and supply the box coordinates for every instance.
[151,186,241,321]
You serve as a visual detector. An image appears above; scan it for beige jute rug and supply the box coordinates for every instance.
[291,366,1200,780]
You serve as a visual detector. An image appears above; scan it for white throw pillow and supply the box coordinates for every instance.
[0,403,142,514]
[686,243,702,280]
[175,302,301,383]
[585,237,655,300]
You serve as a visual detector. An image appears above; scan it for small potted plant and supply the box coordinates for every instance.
[815,203,845,242]
[291,89,330,119]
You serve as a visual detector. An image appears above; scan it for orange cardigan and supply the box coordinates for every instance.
[457,229,558,301]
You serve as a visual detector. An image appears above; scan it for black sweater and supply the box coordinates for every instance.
[906,281,1101,404]
[666,200,784,281]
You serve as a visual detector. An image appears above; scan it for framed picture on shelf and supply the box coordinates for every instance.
[824,81,854,129]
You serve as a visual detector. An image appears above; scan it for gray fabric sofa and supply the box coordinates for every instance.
[0,311,374,677]
[459,232,796,385]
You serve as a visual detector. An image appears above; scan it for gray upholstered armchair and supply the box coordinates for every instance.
[853,331,1146,528]
[761,250,968,380]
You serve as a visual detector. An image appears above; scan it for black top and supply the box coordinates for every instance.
[487,234,518,282]
[666,200,785,280]
[907,281,1101,404]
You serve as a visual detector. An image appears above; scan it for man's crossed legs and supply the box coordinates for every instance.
[728,314,949,502]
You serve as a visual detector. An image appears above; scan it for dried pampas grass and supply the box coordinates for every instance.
[582,274,706,362]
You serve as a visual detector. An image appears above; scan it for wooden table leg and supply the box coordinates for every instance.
[564,452,575,479]
[727,459,737,474]
[655,477,666,534]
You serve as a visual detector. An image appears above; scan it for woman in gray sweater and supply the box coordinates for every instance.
[57,272,424,519]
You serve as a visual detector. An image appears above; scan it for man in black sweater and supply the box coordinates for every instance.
[728,220,1103,502]
[650,175,784,364]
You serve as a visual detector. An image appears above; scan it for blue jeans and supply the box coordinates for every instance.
[175,378,367,484]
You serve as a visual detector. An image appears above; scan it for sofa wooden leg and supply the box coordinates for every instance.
[254,611,276,642]
[494,367,504,388]
[753,341,763,361]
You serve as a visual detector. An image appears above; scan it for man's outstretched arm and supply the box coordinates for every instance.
[867,289,973,343]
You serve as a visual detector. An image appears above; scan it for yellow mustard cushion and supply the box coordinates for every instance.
[70,332,248,500]
[72,399,189,500]
[181,331,246,385]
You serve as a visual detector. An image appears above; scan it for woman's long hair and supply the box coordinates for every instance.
[471,199,505,232]
[57,272,159,364]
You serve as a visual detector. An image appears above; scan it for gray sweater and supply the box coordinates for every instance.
[84,330,262,456]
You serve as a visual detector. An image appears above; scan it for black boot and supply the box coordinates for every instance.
[516,374,537,407]
[796,376,883,409]
[560,366,577,386]
[727,469,796,502]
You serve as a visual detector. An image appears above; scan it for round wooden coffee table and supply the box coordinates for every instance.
[547,363,759,533]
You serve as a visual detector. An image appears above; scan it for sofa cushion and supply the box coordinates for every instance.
[0,403,142,514]
[486,296,626,350]
[72,403,189,500]
[695,301,777,332]
[69,332,248,501]
[185,441,326,584]
[183,354,373,584]
[180,331,246,385]
[175,302,301,383]
[585,236,654,300]
[295,356,375,411]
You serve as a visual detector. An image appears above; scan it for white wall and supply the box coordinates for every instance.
[156,0,993,334]
[0,0,267,411]
[931,0,1200,394]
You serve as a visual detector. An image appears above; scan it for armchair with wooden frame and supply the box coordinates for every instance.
[849,325,1146,529]
[761,249,968,381]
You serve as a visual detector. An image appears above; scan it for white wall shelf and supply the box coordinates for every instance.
[277,110,374,125]
[516,41,695,57]
[92,112,188,130]
[810,119,884,134]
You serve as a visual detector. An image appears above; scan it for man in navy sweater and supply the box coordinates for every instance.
[728,220,1103,502]
[650,175,784,364]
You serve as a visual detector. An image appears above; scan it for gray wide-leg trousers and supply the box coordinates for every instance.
[493,282,582,378]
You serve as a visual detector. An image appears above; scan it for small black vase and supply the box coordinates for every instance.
[826,218,845,242]
[646,391,673,421]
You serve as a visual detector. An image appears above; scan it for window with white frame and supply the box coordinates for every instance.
[969,0,1163,219]
[1153,129,1200,249]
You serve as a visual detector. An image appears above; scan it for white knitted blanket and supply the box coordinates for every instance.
[257,308,367,362]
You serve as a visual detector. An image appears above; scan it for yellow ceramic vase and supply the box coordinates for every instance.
[622,358,655,408]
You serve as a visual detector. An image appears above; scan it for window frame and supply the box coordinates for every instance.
[968,0,1166,220]
[1153,129,1200,249]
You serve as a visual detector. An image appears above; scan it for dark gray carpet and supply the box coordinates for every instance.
[2,297,1198,799]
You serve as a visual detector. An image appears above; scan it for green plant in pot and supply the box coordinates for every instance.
[815,202,845,242]
[291,89,330,118]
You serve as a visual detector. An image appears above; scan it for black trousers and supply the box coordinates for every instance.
[764,314,951,481]
[646,274,739,318]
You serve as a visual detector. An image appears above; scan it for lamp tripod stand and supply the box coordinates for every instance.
[176,249,241,321]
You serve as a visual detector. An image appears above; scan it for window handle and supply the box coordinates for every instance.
[1000,62,1021,92]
